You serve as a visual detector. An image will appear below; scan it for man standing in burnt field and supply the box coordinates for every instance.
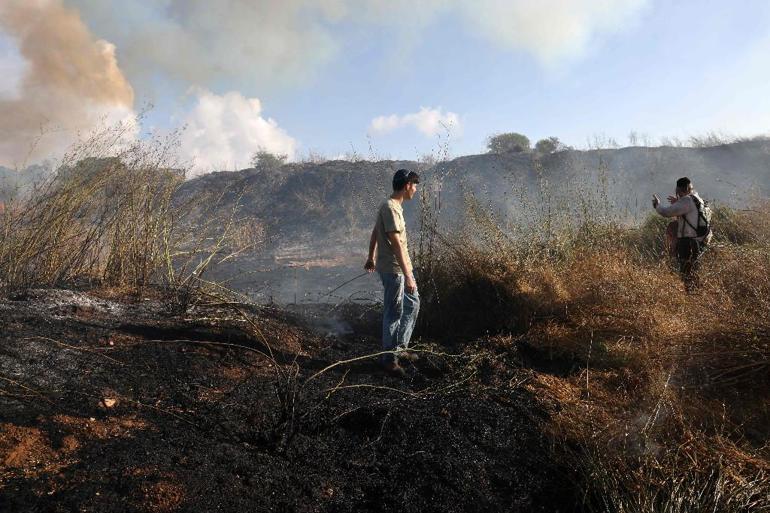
[365,169,420,377]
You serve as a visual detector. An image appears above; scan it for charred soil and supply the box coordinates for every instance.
[0,289,571,512]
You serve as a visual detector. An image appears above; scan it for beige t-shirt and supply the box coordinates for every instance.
[375,198,411,274]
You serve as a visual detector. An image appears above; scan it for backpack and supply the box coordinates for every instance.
[684,194,712,243]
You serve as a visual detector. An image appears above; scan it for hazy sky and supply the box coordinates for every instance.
[1,0,769,174]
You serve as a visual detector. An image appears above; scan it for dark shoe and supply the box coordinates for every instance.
[398,351,419,364]
[382,361,406,377]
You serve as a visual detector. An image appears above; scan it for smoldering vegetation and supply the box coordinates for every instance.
[1,131,769,512]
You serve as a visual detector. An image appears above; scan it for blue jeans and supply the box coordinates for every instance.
[379,272,420,364]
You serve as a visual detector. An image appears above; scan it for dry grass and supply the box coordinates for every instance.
[0,123,257,311]
[417,185,770,511]
[0,123,184,291]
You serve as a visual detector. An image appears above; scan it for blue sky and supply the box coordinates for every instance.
[1,1,769,173]
[270,0,770,158]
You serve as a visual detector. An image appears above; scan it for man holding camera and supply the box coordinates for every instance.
[652,177,711,290]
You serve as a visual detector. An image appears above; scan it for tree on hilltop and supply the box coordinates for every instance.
[251,149,287,170]
[535,136,566,155]
[487,132,531,154]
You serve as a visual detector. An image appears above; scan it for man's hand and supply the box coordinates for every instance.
[405,274,417,294]
[366,228,377,273]
[667,195,677,204]
[652,194,660,208]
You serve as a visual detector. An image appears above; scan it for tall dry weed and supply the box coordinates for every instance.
[0,121,257,306]
[416,170,770,511]
[0,122,184,290]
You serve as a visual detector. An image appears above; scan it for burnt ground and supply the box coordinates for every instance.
[0,289,573,513]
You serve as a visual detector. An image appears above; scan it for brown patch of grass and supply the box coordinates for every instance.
[711,200,770,245]
[417,196,770,511]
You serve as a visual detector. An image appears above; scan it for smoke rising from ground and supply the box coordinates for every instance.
[0,0,135,168]
[180,89,297,176]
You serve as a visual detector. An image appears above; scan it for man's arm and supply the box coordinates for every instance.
[364,228,377,272]
[655,197,691,218]
[387,232,416,293]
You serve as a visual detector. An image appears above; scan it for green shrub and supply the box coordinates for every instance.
[487,132,531,153]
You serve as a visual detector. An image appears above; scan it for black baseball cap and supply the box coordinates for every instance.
[392,169,420,190]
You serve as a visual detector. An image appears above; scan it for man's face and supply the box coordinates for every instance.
[405,181,418,200]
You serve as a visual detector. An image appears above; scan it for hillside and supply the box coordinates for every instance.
[179,140,770,255]
[176,140,770,302]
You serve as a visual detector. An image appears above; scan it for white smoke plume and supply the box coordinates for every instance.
[0,0,648,170]
[370,107,461,138]
[65,0,648,96]
[179,90,297,176]
[0,33,25,100]
[0,0,136,168]
[65,0,342,94]
[455,0,649,64]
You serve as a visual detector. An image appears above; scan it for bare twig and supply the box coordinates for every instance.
[23,336,127,367]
